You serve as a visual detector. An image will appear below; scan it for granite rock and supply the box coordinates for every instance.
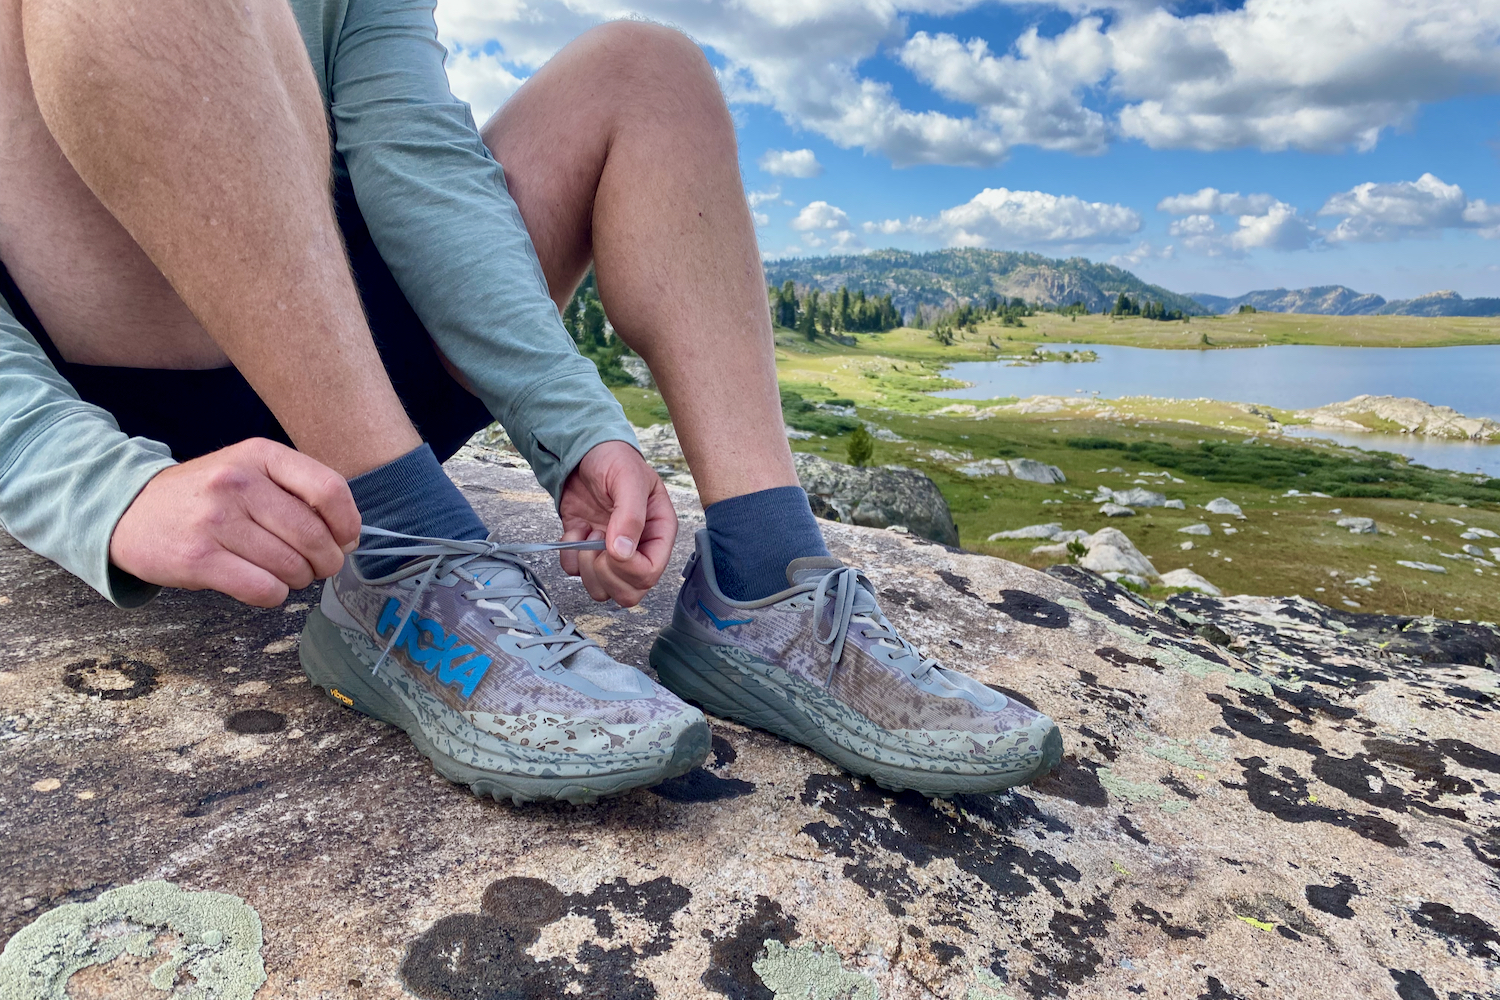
[0,459,1496,1000]
[794,452,959,546]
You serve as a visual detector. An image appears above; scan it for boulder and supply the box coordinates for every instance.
[956,458,1066,484]
[1008,458,1067,484]
[1461,527,1498,540]
[634,423,685,465]
[1178,523,1212,536]
[988,523,1063,541]
[1078,526,1159,579]
[793,452,959,546]
[1204,497,1244,517]
[1336,516,1378,535]
[2,457,1498,1000]
[1111,487,1167,508]
[1163,498,1186,509]
[1462,544,1486,558]
[1397,559,1447,573]
[1099,502,1135,517]
[1160,567,1222,596]
[618,354,655,388]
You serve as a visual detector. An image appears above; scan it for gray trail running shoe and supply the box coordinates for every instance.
[650,529,1062,796]
[300,527,709,804]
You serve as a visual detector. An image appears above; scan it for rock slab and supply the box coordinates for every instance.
[794,452,959,546]
[0,459,1496,1000]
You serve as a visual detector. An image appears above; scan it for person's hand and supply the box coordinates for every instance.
[109,438,361,607]
[558,440,677,607]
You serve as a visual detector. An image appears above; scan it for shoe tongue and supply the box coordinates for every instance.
[787,556,845,586]
[471,562,559,632]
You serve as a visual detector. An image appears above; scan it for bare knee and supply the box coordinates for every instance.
[577,21,730,129]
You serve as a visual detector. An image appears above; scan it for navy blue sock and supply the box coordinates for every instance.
[706,485,830,601]
[348,443,488,576]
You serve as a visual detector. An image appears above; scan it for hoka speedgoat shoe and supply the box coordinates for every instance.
[300,528,709,804]
[650,529,1062,796]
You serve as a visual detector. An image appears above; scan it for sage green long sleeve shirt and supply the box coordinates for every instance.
[0,0,636,607]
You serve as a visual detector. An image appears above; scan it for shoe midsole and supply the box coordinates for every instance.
[652,626,1053,777]
[301,609,685,779]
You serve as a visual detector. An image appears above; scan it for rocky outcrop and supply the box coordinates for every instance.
[0,460,1497,1000]
[1295,395,1500,441]
[794,452,959,546]
[956,457,1067,484]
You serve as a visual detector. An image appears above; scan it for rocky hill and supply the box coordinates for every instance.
[763,248,1202,318]
[1191,285,1500,317]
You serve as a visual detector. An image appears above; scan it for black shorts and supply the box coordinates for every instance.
[0,183,493,463]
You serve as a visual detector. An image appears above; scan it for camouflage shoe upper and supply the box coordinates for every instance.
[672,529,1051,751]
[321,528,700,760]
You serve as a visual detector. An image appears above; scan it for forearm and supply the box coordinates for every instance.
[0,308,175,606]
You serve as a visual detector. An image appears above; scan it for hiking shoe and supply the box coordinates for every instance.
[300,527,709,804]
[649,529,1062,796]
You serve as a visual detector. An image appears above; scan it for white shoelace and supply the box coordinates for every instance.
[354,526,605,676]
[810,566,941,687]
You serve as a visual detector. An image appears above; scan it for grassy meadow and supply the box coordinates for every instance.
[612,313,1500,622]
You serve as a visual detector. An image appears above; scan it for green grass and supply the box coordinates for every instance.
[1004,311,1500,349]
[613,316,1500,622]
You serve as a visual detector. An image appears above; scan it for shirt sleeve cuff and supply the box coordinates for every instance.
[503,370,642,502]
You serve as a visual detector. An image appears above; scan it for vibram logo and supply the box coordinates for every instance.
[330,687,354,707]
[377,598,492,698]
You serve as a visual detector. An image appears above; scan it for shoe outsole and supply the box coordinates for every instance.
[651,626,1063,797]
[299,609,710,805]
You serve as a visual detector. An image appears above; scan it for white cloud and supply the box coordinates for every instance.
[1109,241,1174,267]
[434,0,1500,167]
[753,212,771,228]
[791,201,850,232]
[759,149,824,178]
[873,187,1140,248]
[1169,201,1316,255]
[1158,188,1277,216]
[899,20,1111,154]
[746,186,782,208]
[1319,173,1498,242]
[443,47,528,124]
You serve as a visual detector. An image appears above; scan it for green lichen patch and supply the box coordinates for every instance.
[0,880,265,999]
[753,940,879,1000]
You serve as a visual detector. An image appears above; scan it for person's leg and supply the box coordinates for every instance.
[479,22,826,599]
[19,0,418,478]
[15,0,486,563]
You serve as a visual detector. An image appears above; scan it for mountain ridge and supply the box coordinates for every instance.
[762,248,1202,318]
[1190,285,1500,317]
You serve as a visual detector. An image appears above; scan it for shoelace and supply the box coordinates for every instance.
[810,566,941,687]
[354,526,606,677]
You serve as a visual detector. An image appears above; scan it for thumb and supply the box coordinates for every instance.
[604,469,649,563]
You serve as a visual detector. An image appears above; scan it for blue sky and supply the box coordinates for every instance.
[436,0,1500,300]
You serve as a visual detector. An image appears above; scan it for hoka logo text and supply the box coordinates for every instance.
[377,598,491,699]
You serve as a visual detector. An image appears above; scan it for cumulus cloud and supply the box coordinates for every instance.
[1319,173,1500,242]
[443,47,528,124]
[1169,200,1316,255]
[746,186,782,208]
[871,188,1140,248]
[1110,241,1174,267]
[758,149,824,178]
[1158,188,1277,216]
[434,0,1500,166]
[791,201,851,232]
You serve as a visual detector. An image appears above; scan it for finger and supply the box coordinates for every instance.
[604,466,650,563]
[247,438,362,551]
[586,556,647,607]
[197,549,292,608]
[596,482,677,593]
[241,476,347,579]
[216,517,318,591]
[576,531,612,602]
[559,521,589,577]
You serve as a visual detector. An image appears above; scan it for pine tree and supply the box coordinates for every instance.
[846,425,874,468]
[582,298,607,350]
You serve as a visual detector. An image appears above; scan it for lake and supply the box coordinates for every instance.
[935,343,1500,476]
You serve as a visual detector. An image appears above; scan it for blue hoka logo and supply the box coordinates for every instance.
[377,598,491,699]
[697,600,753,631]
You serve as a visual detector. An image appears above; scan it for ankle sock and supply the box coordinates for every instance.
[705,485,830,601]
[348,443,488,576]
